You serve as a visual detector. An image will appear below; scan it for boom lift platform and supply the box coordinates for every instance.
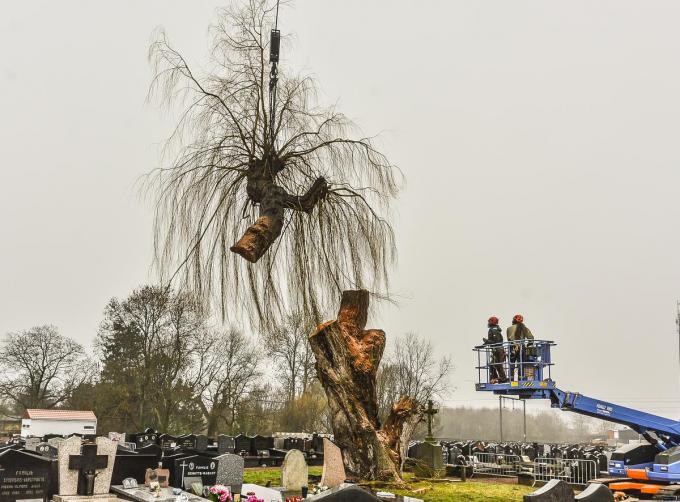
[474,340,680,499]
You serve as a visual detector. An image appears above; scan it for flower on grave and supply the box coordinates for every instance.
[245,495,264,502]
[311,485,328,495]
[207,485,232,502]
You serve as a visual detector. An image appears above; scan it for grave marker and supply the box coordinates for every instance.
[0,449,52,502]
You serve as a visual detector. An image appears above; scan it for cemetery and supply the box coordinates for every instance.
[0,426,635,502]
[2,0,676,501]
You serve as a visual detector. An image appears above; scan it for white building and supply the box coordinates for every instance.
[21,409,97,438]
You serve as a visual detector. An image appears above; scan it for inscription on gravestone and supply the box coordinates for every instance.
[173,456,217,489]
[0,449,52,502]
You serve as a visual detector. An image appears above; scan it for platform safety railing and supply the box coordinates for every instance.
[470,452,521,478]
[474,339,555,385]
[532,457,598,486]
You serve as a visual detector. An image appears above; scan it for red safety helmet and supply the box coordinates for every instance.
[488,316,499,325]
[513,314,524,324]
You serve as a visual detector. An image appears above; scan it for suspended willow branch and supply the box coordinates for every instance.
[147,0,399,330]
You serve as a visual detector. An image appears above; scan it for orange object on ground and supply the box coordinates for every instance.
[626,468,649,480]
[609,481,662,495]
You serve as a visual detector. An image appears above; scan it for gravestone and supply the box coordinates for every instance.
[134,433,157,449]
[524,479,574,502]
[413,442,444,478]
[217,435,234,454]
[48,437,64,449]
[36,442,58,459]
[158,434,178,450]
[56,436,117,498]
[172,455,217,489]
[283,437,305,451]
[215,453,243,494]
[311,434,324,453]
[108,432,125,443]
[135,444,162,461]
[111,453,158,485]
[234,434,252,455]
[178,435,197,451]
[0,449,52,502]
[24,437,41,452]
[56,436,81,496]
[252,435,273,454]
[320,439,346,488]
[281,449,308,491]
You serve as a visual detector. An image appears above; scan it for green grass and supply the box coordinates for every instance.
[243,466,322,486]
[243,468,533,502]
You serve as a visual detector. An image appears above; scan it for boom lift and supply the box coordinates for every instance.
[474,340,680,499]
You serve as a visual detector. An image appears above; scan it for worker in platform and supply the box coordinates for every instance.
[483,316,508,383]
[507,314,534,380]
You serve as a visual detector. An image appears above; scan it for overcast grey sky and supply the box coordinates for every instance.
[2,1,680,418]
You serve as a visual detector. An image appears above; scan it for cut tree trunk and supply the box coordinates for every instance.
[309,290,424,482]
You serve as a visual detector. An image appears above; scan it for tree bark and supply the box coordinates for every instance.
[230,158,328,263]
[309,290,424,482]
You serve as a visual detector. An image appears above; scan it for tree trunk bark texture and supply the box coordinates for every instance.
[309,290,424,482]
[230,158,328,263]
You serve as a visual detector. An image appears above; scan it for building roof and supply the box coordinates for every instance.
[23,409,97,421]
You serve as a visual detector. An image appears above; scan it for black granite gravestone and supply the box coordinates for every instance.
[159,434,178,450]
[111,453,158,485]
[172,455,217,489]
[252,435,273,454]
[234,435,252,455]
[217,435,235,454]
[178,435,198,450]
[134,432,158,449]
[0,449,53,502]
[35,443,57,459]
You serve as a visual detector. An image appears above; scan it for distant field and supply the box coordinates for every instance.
[243,468,533,502]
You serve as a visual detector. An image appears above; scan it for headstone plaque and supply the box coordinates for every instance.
[178,435,198,451]
[0,449,52,502]
[172,455,217,489]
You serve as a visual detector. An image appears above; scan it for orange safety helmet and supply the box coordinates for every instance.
[513,314,524,324]
[488,316,499,325]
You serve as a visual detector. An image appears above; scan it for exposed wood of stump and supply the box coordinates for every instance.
[230,158,328,262]
[309,290,424,481]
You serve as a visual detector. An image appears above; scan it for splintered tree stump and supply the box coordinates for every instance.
[309,290,424,482]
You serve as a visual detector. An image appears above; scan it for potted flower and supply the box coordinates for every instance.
[207,485,233,502]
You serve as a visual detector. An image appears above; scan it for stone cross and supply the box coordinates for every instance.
[424,399,438,442]
[68,444,108,495]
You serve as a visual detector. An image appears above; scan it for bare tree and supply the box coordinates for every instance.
[377,333,452,422]
[147,0,398,331]
[261,312,316,401]
[191,328,262,435]
[0,325,94,411]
